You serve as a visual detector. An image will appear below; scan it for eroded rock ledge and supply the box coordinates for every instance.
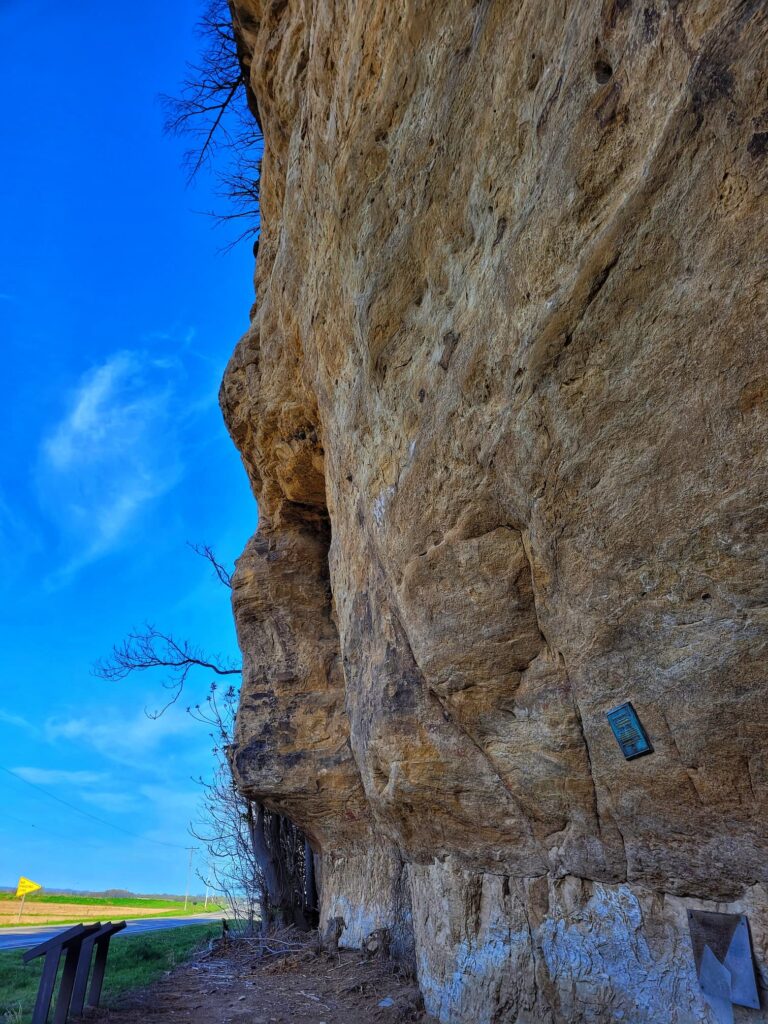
[219,1,768,1020]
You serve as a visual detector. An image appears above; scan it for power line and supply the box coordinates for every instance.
[1,810,119,851]
[0,765,188,850]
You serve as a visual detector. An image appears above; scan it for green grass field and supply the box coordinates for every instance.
[0,922,220,1023]
[0,894,210,908]
[0,893,225,928]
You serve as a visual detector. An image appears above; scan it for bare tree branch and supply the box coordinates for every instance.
[161,0,262,246]
[93,622,240,719]
[93,543,239,717]
[188,541,234,588]
[94,625,240,681]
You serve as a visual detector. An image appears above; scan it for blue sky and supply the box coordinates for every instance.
[0,1,258,894]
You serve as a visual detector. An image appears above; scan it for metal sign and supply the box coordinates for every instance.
[606,702,653,760]
[15,876,42,922]
[688,910,760,1022]
[16,876,42,897]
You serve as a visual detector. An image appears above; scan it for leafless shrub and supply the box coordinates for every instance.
[93,624,240,718]
[190,683,318,931]
[162,0,262,247]
[95,543,317,931]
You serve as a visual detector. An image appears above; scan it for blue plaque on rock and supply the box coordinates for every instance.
[606,701,653,760]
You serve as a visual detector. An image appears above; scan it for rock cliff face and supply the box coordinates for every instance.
[219,1,768,1020]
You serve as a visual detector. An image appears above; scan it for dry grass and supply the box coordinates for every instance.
[0,902,177,926]
[97,928,430,1023]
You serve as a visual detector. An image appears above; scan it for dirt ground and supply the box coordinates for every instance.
[0,903,174,925]
[94,935,436,1024]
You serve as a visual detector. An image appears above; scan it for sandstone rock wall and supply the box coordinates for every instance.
[220,1,768,1020]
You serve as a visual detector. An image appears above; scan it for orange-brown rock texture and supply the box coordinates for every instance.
[219,1,768,1020]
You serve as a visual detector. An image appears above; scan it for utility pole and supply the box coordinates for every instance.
[184,847,195,911]
[203,862,212,910]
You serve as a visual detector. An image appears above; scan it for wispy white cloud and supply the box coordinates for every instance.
[141,325,197,355]
[44,706,199,771]
[0,710,35,731]
[43,352,141,471]
[139,784,200,815]
[38,350,184,585]
[79,790,142,813]
[12,766,109,786]
[139,782,203,847]
[12,765,143,816]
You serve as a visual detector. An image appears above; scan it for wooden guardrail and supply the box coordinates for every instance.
[23,920,126,1023]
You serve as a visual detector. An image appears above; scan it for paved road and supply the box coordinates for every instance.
[0,913,224,951]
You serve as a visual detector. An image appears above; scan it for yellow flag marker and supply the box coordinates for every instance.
[15,876,42,922]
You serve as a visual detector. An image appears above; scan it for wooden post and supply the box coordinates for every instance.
[71,921,126,1015]
[69,923,102,1018]
[29,948,61,1024]
[87,935,108,1009]
[24,925,95,1024]
[23,920,126,1022]
[85,922,125,1008]
[16,894,26,922]
[52,941,82,1024]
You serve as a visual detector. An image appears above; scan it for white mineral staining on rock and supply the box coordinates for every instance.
[372,485,396,527]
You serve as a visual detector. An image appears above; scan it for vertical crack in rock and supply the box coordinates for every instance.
[566,669,628,883]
